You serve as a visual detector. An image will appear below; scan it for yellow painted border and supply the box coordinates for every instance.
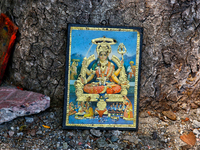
[66,26,141,128]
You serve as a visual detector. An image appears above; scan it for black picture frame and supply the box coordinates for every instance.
[63,24,143,130]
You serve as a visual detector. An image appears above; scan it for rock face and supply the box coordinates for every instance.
[0,0,200,110]
[0,87,50,124]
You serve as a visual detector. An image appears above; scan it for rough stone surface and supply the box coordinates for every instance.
[0,87,50,124]
[0,0,199,109]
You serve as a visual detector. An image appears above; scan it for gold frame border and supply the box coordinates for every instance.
[66,26,141,128]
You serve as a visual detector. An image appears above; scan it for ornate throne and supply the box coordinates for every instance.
[74,37,130,105]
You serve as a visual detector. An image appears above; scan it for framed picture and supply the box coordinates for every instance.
[63,24,143,130]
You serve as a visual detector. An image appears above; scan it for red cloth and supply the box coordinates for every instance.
[0,14,18,84]
[83,84,121,94]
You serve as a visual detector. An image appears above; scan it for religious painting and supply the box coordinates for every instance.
[0,14,18,84]
[63,24,143,130]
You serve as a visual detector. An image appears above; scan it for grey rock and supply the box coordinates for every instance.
[50,112,55,119]
[65,136,72,142]
[112,130,122,137]
[97,138,108,148]
[90,129,102,137]
[83,130,90,135]
[68,140,76,148]
[0,88,50,125]
[17,132,23,136]
[139,111,149,118]
[8,131,14,137]
[25,117,34,123]
[63,142,68,149]
[36,130,43,135]
[108,144,118,149]
[123,135,139,145]
[197,108,200,115]
[192,120,200,128]
[104,133,112,138]
[57,142,60,148]
[152,131,157,140]
[111,135,119,142]
[193,129,200,136]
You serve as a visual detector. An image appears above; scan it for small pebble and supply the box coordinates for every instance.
[63,142,68,149]
[111,135,119,142]
[50,112,55,119]
[112,130,122,137]
[152,131,157,140]
[108,143,118,149]
[8,131,14,137]
[30,129,36,136]
[192,120,200,128]
[25,117,34,123]
[57,142,60,148]
[17,132,23,136]
[4,133,8,137]
[193,129,200,136]
[90,129,102,137]
[36,130,43,135]
[96,138,108,148]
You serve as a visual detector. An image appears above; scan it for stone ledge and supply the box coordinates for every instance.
[0,87,50,124]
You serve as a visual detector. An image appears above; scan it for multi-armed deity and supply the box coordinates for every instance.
[72,37,133,120]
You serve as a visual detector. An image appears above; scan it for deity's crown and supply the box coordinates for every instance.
[92,37,117,55]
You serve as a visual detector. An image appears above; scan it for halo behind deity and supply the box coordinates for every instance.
[92,37,117,55]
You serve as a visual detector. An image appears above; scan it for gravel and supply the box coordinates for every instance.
[0,107,200,149]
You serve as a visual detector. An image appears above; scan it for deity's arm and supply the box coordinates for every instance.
[86,73,95,83]
[114,60,124,76]
[86,68,92,75]
[111,74,120,84]
[114,68,121,76]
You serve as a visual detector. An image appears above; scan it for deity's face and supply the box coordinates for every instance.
[99,51,108,61]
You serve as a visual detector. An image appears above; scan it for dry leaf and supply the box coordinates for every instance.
[184,117,189,122]
[162,111,176,121]
[42,125,50,129]
[180,132,196,146]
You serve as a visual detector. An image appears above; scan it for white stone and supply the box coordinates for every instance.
[171,0,176,4]
[197,108,200,115]
[8,131,14,137]
[57,142,60,148]
[25,117,34,123]
[181,103,187,110]
[63,142,68,149]
[193,120,200,128]
[17,132,23,136]
[193,129,200,135]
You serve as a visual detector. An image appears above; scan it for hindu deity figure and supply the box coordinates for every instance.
[68,102,77,115]
[127,61,136,82]
[70,59,79,80]
[84,102,94,118]
[80,37,124,94]
[123,96,133,119]
[74,37,130,116]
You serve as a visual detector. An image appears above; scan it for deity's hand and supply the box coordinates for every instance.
[95,66,99,71]
[80,76,87,84]
[82,60,87,66]
[120,60,124,67]
[90,68,96,74]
